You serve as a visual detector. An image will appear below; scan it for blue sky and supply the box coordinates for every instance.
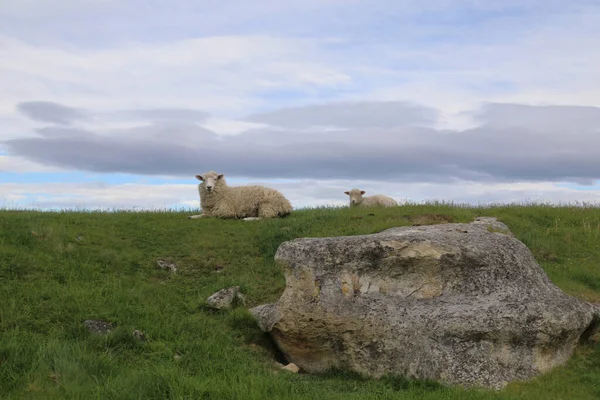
[1,0,600,210]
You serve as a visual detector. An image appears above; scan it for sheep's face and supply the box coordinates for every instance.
[344,189,366,206]
[195,172,224,193]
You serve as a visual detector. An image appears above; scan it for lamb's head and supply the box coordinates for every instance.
[344,188,366,206]
[195,171,225,193]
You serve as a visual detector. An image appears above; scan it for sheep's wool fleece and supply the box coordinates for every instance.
[198,173,292,219]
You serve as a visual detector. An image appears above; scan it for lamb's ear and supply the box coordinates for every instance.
[344,191,350,195]
[195,175,204,181]
[360,191,366,195]
[217,174,224,180]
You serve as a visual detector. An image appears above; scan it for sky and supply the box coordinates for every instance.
[1,0,600,210]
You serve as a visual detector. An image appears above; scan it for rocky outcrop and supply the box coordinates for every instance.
[251,218,600,389]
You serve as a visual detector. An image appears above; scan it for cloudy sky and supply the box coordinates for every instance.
[1,0,600,210]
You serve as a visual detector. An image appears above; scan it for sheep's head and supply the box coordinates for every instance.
[344,189,366,206]
[195,171,224,193]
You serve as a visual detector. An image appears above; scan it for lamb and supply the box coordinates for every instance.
[344,188,398,208]
[188,171,293,221]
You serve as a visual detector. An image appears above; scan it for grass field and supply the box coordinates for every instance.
[1,203,600,399]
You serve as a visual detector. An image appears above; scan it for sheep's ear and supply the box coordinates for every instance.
[344,191,350,195]
[360,191,366,195]
[217,174,224,180]
[195,175,204,181]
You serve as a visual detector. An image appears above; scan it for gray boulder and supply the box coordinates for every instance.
[251,218,600,389]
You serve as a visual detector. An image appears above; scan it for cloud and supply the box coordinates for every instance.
[1,2,599,131]
[0,154,66,173]
[16,101,87,125]
[2,179,600,211]
[4,101,600,185]
[243,101,438,128]
[114,108,209,122]
[0,34,353,118]
[2,0,600,211]
[0,181,194,210]
[471,103,600,131]
[14,102,212,135]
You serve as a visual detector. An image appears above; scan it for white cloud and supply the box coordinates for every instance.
[0,181,194,210]
[0,4,596,112]
[0,34,352,121]
[1,1,598,136]
[0,155,67,173]
[0,0,118,16]
[1,0,600,210]
[2,179,600,211]
[5,102,600,186]
[0,0,355,19]
[201,117,267,136]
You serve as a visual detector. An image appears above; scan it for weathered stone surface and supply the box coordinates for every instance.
[471,216,513,235]
[251,217,600,389]
[251,303,280,331]
[206,286,246,310]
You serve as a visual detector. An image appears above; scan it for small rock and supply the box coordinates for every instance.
[76,235,84,242]
[206,286,246,310]
[83,319,113,334]
[213,265,224,273]
[282,363,300,373]
[132,329,146,341]
[156,259,177,273]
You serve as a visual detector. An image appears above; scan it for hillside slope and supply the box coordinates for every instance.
[1,204,599,399]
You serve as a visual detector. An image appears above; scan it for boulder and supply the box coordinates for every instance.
[251,218,600,389]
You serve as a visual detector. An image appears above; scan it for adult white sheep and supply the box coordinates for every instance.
[344,189,398,208]
[188,171,293,221]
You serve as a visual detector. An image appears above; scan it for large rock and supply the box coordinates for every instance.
[251,218,600,389]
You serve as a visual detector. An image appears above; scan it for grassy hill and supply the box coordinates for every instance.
[1,203,599,399]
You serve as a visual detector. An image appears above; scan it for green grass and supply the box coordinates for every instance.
[1,203,599,399]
